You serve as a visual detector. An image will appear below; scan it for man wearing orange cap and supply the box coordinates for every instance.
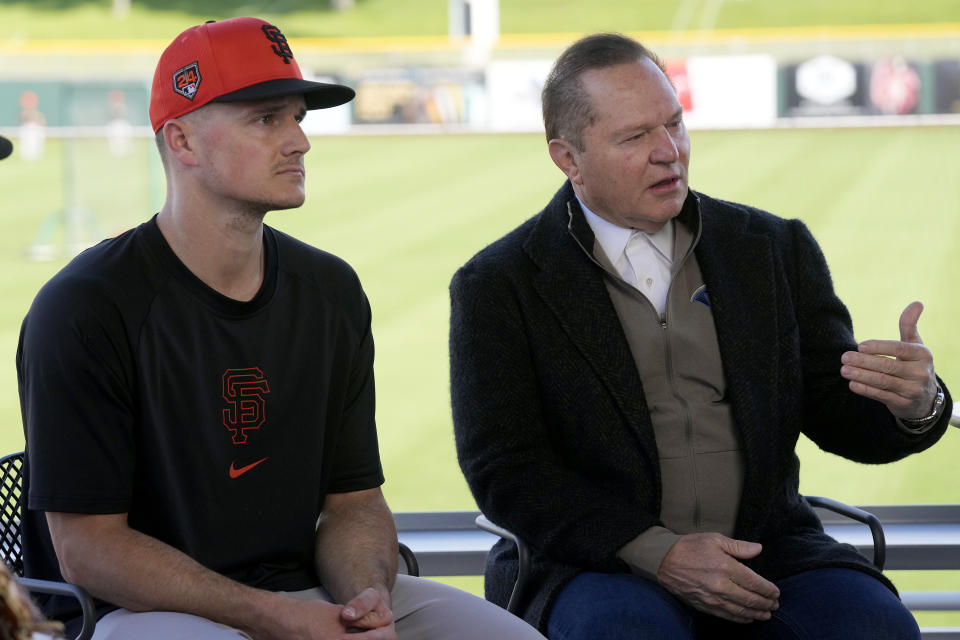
[17,17,545,640]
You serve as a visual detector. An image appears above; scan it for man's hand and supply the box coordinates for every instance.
[657,533,780,623]
[264,595,395,640]
[313,488,399,639]
[840,301,938,420]
[341,586,396,636]
[43,511,394,640]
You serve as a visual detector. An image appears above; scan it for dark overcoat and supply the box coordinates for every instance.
[449,181,951,633]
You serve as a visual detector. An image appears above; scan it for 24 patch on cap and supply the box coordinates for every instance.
[172,62,202,101]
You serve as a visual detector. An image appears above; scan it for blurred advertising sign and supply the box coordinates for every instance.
[781,55,926,117]
[933,60,960,114]
[665,61,693,112]
[484,56,776,132]
[670,55,777,129]
[352,68,483,125]
[485,59,552,131]
[781,55,867,116]
[868,57,921,115]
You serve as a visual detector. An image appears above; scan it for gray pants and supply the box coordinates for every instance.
[91,574,544,639]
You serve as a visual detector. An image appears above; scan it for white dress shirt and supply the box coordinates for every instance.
[578,197,674,316]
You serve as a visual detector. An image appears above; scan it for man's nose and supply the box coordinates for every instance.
[649,125,679,164]
[285,120,311,155]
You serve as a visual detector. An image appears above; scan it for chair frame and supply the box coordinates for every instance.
[477,494,888,615]
[398,541,420,577]
[0,451,96,640]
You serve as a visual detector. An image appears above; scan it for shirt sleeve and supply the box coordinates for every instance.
[617,526,681,579]
[18,276,137,514]
[323,287,384,494]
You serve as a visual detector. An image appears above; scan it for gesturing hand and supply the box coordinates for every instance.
[840,301,938,420]
[657,533,780,623]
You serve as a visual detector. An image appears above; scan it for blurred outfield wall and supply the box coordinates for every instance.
[2,24,960,138]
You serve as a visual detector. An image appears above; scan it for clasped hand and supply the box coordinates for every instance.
[657,532,780,623]
[340,586,396,637]
[840,301,938,420]
[264,586,396,640]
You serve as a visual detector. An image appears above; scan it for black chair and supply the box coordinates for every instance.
[474,514,532,615]
[398,541,420,576]
[476,495,887,615]
[805,495,885,570]
[0,450,419,639]
[0,451,96,640]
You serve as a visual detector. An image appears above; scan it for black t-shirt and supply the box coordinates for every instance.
[17,216,384,620]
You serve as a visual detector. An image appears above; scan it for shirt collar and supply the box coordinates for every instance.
[577,195,674,264]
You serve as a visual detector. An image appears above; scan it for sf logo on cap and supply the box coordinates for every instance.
[261,24,294,64]
[173,62,202,100]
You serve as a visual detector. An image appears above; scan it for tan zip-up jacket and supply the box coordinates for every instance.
[584,210,744,578]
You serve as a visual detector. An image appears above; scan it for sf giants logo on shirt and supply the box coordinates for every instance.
[222,367,270,444]
[172,62,202,100]
[261,24,294,64]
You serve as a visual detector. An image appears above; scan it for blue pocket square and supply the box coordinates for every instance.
[691,285,710,308]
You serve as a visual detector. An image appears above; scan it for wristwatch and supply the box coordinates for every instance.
[901,384,945,429]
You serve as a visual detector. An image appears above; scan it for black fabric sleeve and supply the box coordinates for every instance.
[18,276,136,514]
[323,287,384,495]
[788,219,951,460]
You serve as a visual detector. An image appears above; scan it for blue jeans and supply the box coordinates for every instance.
[547,568,919,640]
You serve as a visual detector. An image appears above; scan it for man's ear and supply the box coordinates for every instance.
[548,138,582,185]
[161,119,200,167]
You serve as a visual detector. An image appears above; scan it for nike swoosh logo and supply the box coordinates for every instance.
[229,457,268,479]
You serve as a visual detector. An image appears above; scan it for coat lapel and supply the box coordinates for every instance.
[523,184,659,458]
[518,186,786,506]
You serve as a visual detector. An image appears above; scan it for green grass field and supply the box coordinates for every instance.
[1,0,959,40]
[3,125,959,622]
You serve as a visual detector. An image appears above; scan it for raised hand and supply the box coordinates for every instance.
[840,301,938,420]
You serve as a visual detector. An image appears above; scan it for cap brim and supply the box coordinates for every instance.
[213,77,355,110]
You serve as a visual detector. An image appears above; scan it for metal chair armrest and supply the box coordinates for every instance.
[16,577,96,640]
[805,495,886,570]
[398,542,420,577]
[475,515,530,615]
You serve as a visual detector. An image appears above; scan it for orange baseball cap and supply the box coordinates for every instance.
[149,17,355,133]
